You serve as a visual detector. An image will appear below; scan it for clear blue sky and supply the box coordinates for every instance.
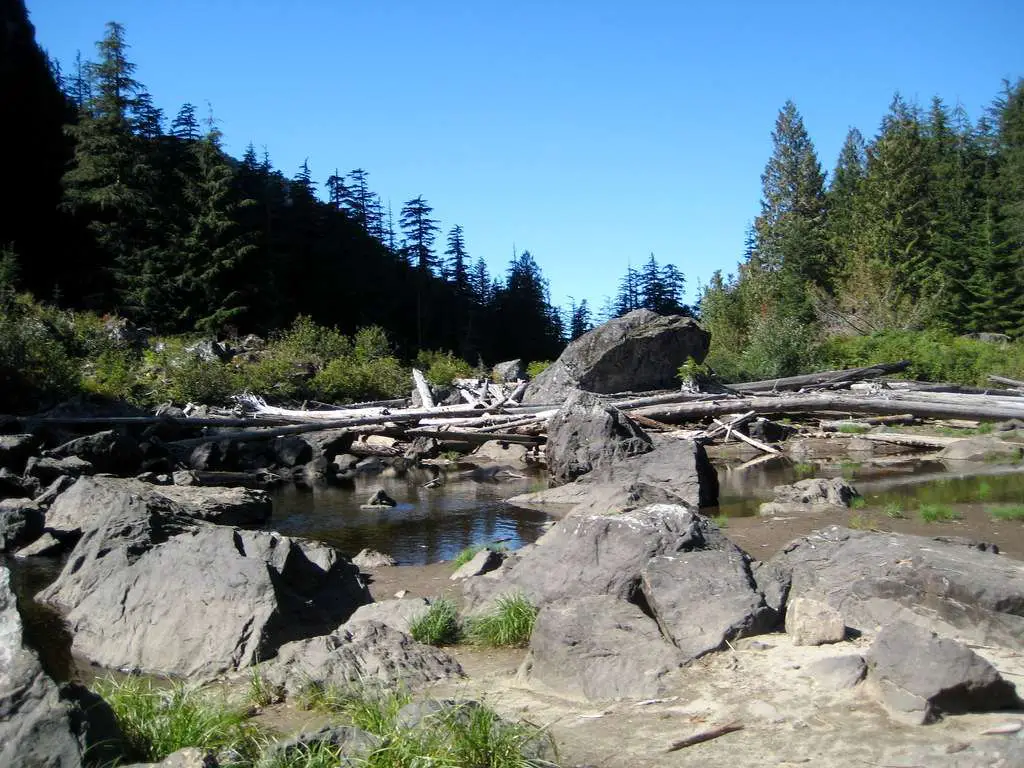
[28,0,1024,314]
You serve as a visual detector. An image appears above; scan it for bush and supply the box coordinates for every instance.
[417,349,473,386]
[165,356,239,405]
[93,676,259,763]
[81,348,146,403]
[0,294,81,412]
[739,311,820,380]
[409,598,462,646]
[465,593,538,648]
[525,361,552,379]
[312,355,408,403]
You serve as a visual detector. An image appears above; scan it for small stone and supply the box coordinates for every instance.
[450,548,505,581]
[785,597,846,646]
[806,655,867,691]
[360,488,397,509]
[352,548,397,569]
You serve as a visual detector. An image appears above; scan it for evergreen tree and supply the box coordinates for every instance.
[657,263,690,314]
[400,196,439,273]
[614,264,641,315]
[491,251,563,361]
[567,298,593,339]
[170,102,200,141]
[825,127,867,280]
[325,170,348,210]
[444,225,470,290]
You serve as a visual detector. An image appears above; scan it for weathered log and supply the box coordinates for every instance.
[404,428,542,445]
[629,393,1024,424]
[989,375,1024,389]
[411,368,435,409]
[730,361,911,393]
[855,432,960,449]
[886,381,1024,397]
[699,411,756,439]
[711,418,781,454]
[819,414,916,430]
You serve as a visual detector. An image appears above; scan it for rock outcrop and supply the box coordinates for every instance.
[765,526,1024,649]
[523,309,710,404]
[38,490,369,678]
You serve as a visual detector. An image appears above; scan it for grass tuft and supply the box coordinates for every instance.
[93,675,259,763]
[451,543,508,569]
[988,504,1024,522]
[918,503,962,523]
[848,513,873,530]
[883,502,906,519]
[409,598,462,646]
[711,514,729,529]
[837,423,869,434]
[465,593,538,648]
[850,496,867,510]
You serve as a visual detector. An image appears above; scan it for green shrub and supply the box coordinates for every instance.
[466,593,538,648]
[273,315,352,368]
[93,676,258,763]
[0,294,80,411]
[81,348,145,403]
[740,311,821,380]
[165,356,239,405]
[883,502,906,519]
[409,599,462,646]
[417,349,473,386]
[525,361,552,379]
[312,355,408,403]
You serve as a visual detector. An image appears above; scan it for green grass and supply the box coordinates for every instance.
[409,598,462,646]
[977,480,993,500]
[850,496,867,510]
[451,543,508,569]
[293,685,554,768]
[918,503,962,523]
[988,505,1024,522]
[792,461,816,477]
[848,513,874,530]
[837,423,870,434]
[257,741,347,768]
[93,675,260,763]
[711,514,729,529]
[465,593,538,648]
[883,502,906,519]
[247,664,281,708]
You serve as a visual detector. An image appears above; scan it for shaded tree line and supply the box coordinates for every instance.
[2,10,566,364]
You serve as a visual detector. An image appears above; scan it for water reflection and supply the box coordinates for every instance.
[271,469,552,565]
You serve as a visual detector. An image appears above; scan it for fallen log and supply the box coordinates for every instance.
[989,375,1024,389]
[730,361,911,393]
[411,368,435,409]
[699,411,756,440]
[404,428,542,445]
[711,418,781,455]
[629,393,1024,424]
[666,722,744,752]
[819,414,916,430]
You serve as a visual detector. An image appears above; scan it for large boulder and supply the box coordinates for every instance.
[0,566,84,768]
[46,430,143,475]
[264,620,463,696]
[867,621,1019,724]
[0,434,41,473]
[765,526,1024,649]
[0,499,44,552]
[544,390,652,484]
[509,437,718,512]
[523,309,709,404]
[520,595,682,700]
[38,496,369,678]
[759,477,859,516]
[44,477,271,540]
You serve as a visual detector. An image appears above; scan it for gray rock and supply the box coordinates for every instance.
[303,430,354,463]
[265,620,463,695]
[24,455,94,484]
[32,475,76,508]
[510,437,718,512]
[188,440,239,471]
[351,548,397,569]
[493,359,526,382]
[785,597,846,646]
[184,338,231,362]
[641,548,777,660]
[521,595,682,700]
[47,430,143,475]
[0,434,40,473]
[0,566,84,768]
[404,436,441,462]
[264,725,378,767]
[450,549,506,581]
[0,498,43,552]
[45,477,271,539]
[0,467,38,500]
[523,309,709,404]
[271,436,312,468]
[362,488,397,508]
[772,477,858,506]
[867,621,1019,724]
[469,440,530,466]
[38,493,369,678]
[465,504,722,610]
[15,532,63,558]
[938,437,1023,462]
[767,526,1024,649]
[806,655,867,691]
[545,390,653,484]
[344,598,431,633]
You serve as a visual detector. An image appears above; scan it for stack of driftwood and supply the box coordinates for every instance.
[17,365,1024,458]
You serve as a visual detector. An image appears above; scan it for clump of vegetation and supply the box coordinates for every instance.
[848,513,874,530]
[883,502,906,519]
[451,542,508,569]
[791,461,816,478]
[918,503,962,523]
[837,423,870,434]
[711,514,730,529]
[417,349,473,386]
[93,675,259,763]
[465,593,538,648]
[988,505,1024,522]
[409,598,462,646]
[676,356,714,388]
[525,360,552,379]
[850,496,867,510]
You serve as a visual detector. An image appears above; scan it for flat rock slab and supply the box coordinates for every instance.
[521,595,682,701]
[765,526,1024,649]
[806,655,867,691]
[785,597,846,646]
[344,598,432,634]
[265,620,463,695]
[867,620,1019,724]
[450,549,505,580]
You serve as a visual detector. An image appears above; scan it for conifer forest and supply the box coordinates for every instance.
[2,1,1023,411]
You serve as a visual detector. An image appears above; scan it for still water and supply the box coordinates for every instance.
[271,467,553,565]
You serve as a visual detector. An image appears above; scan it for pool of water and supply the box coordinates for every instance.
[271,466,553,565]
